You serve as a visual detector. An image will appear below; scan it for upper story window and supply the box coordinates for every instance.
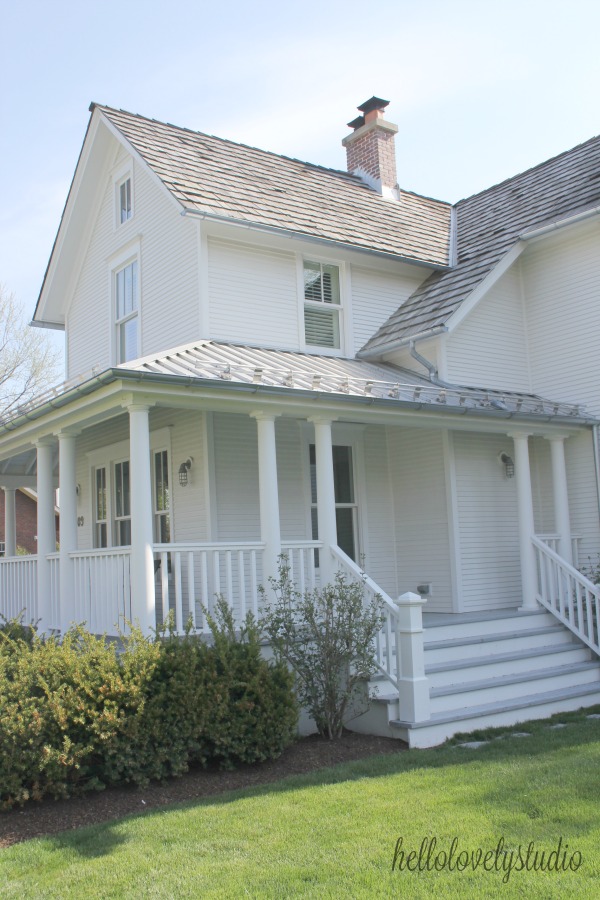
[303,260,341,350]
[118,177,132,224]
[115,260,139,363]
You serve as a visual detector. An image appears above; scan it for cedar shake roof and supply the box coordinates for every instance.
[96,105,451,266]
[362,133,600,354]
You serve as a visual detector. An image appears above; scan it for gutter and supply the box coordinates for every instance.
[181,208,449,271]
[520,204,600,242]
[357,325,449,360]
[0,366,597,438]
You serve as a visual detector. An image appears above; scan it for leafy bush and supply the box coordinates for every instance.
[261,559,385,739]
[0,604,297,809]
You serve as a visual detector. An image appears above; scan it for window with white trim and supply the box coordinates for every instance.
[153,449,171,543]
[118,177,132,224]
[94,466,108,548]
[303,260,341,349]
[115,260,138,363]
[114,460,131,546]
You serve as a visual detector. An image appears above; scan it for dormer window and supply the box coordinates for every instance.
[303,260,341,349]
[118,177,132,224]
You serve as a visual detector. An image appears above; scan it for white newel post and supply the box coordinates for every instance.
[58,432,78,632]
[251,412,282,587]
[510,432,538,611]
[396,592,430,723]
[548,434,572,565]
[36,440,55,632]
[128,404,156,634]
[3,488,17,557]
[310,416,337,585]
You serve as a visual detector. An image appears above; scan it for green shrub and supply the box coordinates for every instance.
[261,560,385,739]
[0,605,297,809]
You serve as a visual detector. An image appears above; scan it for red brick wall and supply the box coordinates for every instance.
[0,490,60,554]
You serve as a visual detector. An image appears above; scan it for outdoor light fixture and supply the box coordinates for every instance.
[498,452,515,478]
[178,457,193,487]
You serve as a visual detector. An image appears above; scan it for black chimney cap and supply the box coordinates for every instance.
[347,115,365,130]
[357,96,390,115]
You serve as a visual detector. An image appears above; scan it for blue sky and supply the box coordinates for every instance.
[2,0,600,367]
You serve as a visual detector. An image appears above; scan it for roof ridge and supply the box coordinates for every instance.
[92,102,450,209]
[455,132,600,208]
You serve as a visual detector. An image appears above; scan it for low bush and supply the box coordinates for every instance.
[261,560,385,739]
[0,602,297,809]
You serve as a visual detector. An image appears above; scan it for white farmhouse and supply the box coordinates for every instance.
[1,97,600,746]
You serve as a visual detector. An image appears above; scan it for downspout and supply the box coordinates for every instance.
[409,340,456,389]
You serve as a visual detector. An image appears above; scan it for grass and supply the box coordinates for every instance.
[1,708,600,898]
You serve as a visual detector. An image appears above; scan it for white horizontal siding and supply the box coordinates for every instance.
[213,413,261,541]
[445,266,531,390]
[208,239,299,349]
[66,149,199,379]
[276,418,310,542]
[565,431,600,568]
[387,428,453,612]
[453,432,520,610]
[351,266,425,355]
[523,223,600,415]
[362,427,397,598]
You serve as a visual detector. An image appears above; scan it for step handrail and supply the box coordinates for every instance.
[532,535,600,657]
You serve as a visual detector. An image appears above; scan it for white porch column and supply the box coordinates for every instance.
[251,412,282,587]
[36,439,56,632]
[310,416,337,585]
[547,434,572,565]
[509,432,538,611]
[128,404,156,634]
[58,432,78,632]
[396,591,430,723]
[3,488,17,557]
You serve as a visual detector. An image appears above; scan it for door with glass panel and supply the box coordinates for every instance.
[309,444,359,562]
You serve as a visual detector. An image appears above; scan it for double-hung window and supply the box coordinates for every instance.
[303,260,341,349]
[94,467,108,548]
[114,460,131,546]
[115,260,138,363]
[153,449,171,543]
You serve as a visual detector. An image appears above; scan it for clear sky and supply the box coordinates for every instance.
[2,0,600,368]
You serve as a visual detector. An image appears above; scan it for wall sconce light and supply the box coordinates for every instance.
[178,457,193,487]
[75,483,81,497]
[498,452,515,478]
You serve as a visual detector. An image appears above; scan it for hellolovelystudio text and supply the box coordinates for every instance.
[391,836,582,883]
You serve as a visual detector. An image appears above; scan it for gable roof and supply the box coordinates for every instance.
[361,133,600,355]
[95,105,451,266]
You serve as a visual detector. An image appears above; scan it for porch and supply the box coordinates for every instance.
[1,342,600,743]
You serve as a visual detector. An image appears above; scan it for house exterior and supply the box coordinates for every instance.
[1,96,600,745]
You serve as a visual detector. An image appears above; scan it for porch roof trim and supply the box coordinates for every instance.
[0,340,595,436]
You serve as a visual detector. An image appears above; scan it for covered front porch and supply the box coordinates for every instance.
[1,341,600,743]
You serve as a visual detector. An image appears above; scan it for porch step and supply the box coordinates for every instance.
[389,682,600,748]
[429,659,600,713]
[422,608,556,643]
[425,624,571,665]
[426,641,590,687]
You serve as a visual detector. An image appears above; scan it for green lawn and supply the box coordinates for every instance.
[1,709,600,898]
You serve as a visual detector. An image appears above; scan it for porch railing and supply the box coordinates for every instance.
[48,552,60,631]
[537,533,581,568]
[71,548,132,635]
[154,542,265,634]
[532,535,600,656]
[281,540,321,593]
[0,555,38,624]
[330,545,400,689]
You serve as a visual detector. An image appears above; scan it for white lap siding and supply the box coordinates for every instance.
[453,432,521,611]
[387,427,453,612]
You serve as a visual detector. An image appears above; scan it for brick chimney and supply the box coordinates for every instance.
[342,97,398,198]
